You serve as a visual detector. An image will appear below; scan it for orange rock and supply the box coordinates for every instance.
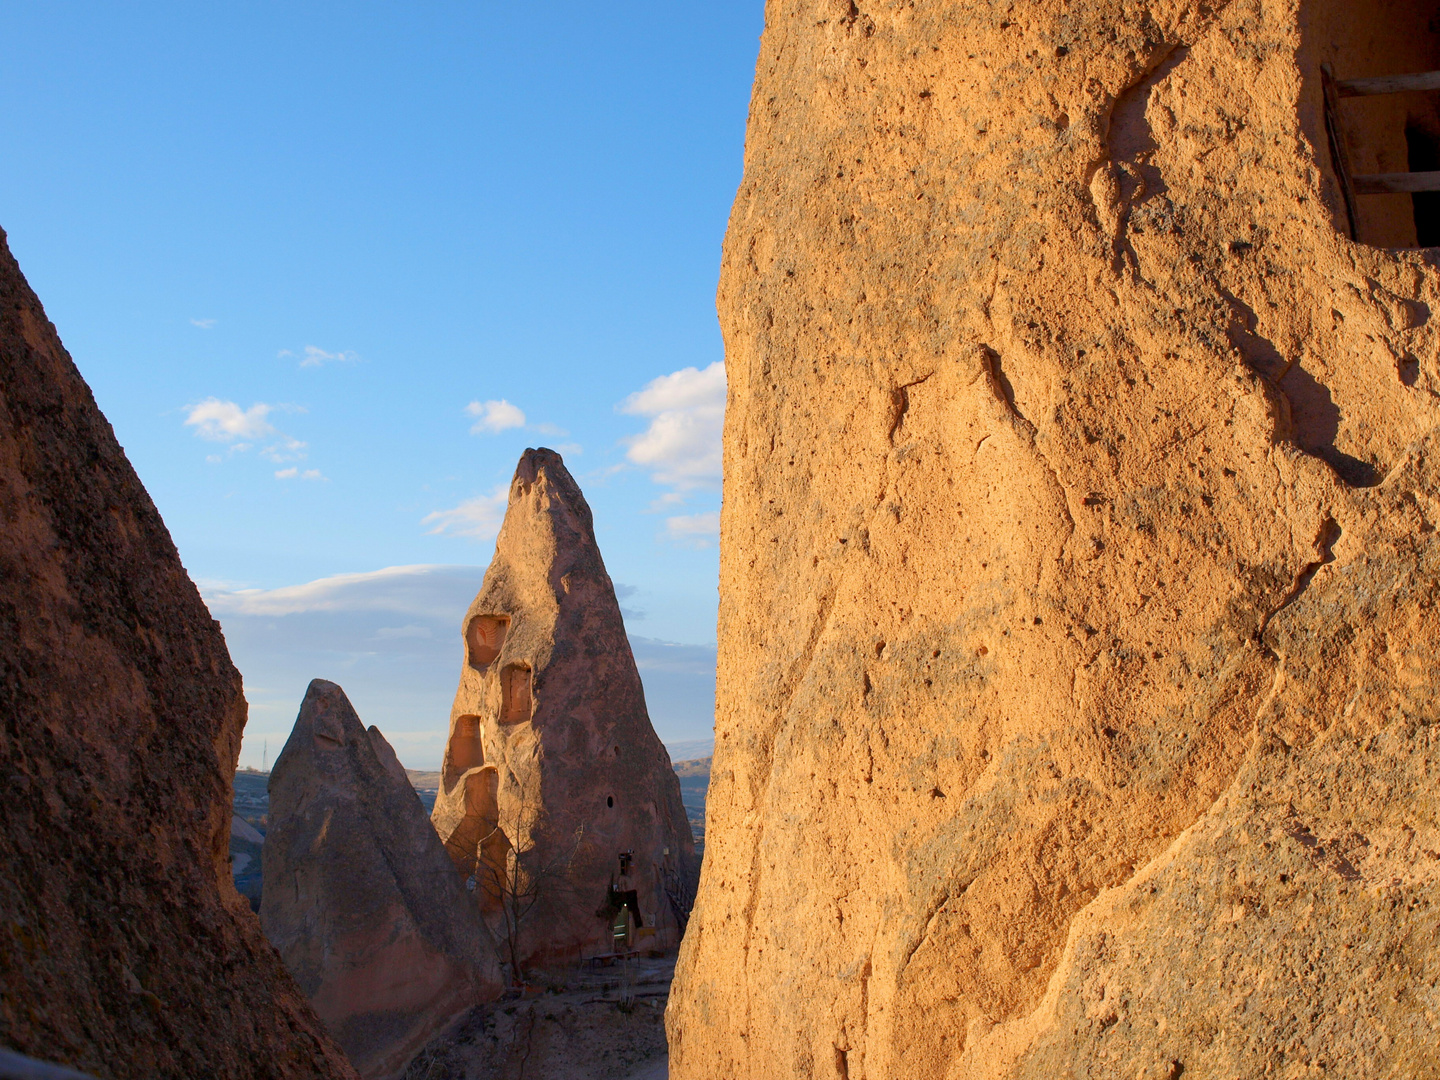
[669,3,1440,1077]
[263,681,501,1079]
[0,227,356,1079]
[433,449,697,967]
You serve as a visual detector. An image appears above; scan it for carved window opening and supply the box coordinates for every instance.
[466,614,509,671]
[1407,123,1440,243]
[499,663,532,724]
[1314,3,1440,246]
[443,714,484,792]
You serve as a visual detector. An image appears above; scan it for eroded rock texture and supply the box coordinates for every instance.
[0,228,355,1078]
[263,681,501,1079]
[670,3,1440,1077]
[433,449,696,964]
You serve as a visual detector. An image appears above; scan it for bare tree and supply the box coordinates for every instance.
[472,776,584,986]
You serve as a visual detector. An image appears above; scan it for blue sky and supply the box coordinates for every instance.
[0,3,761,767]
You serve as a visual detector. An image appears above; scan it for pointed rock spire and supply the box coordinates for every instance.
[433,448,697,965]
[263,680,501,1079]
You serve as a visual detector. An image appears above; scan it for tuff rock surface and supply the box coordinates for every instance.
[669,2,1440,1078]
[0,228,355,1079]
[433,449,696,964]
[263,680,501,1080]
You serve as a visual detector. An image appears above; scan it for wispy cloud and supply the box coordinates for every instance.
[279,346,360,368]
[613,582,646,622]
[185,399,276,441]
[620,361,725,492]
[190,318,216,329]
[184,398,311,466]
[202,564,484,619]
[665,510,721,547]
[374,624,433,640]
[466,399,526,434]
[422,484,510,540]
[275,467,326,481]
[262,435,309,463]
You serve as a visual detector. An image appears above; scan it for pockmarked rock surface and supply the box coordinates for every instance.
[670,3,1440,1078]
[263,681,501,1080]
[0,228,356,1079]
[433,449,697,964]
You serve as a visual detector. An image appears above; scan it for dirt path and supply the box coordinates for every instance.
[403,957,672,1080]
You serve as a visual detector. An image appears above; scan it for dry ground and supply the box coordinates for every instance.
[401,956,672,1080]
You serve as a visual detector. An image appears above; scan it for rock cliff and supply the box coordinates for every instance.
[433,449,696,966]
[669,2,1440,1077]
[0,228,355,1079]
[263,681,501,1079]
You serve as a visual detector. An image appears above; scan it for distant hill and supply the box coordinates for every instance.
[665,739,715,762]
[672,757,710,850]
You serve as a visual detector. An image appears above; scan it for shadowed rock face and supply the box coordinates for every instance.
[433,449,696,964]
[263,681,501,1080]
[669,3,1440,1078]
[0,227,355,1079]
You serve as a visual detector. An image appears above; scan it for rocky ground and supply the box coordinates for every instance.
[401,956,674,1080]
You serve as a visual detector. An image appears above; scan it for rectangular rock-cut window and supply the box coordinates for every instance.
[443,714,484,792]
[1314,0,1440,246]
[499,663,532,724]
[466,614,509,671]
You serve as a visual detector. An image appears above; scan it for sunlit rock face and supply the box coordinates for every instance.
[262,680,501,1080]
[0,227,357,1080]
[432,448,697,965]
[668,3,1440,1077]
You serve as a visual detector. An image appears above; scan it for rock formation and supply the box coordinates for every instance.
[0,227,355,1078]
[262,680,501,1079]
[669,3,1440,1077]
[433,449,696,967]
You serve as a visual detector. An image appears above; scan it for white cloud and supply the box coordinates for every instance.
[202,564,485,619]
[665,511,721,547]
[620,361,725,491]
[465,399,526,434]
[422,484,510,540]
[554,442,583,457]
[262,436,310,463]
[184,399,276,442]
[280,346,360,367]
[191,318,216,329]
[275,467,325,481]
[374,625,433,640]
[184,398,315,466]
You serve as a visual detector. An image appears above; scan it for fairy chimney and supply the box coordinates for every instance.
[432,448,696,965]
[263,680,501,1079]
